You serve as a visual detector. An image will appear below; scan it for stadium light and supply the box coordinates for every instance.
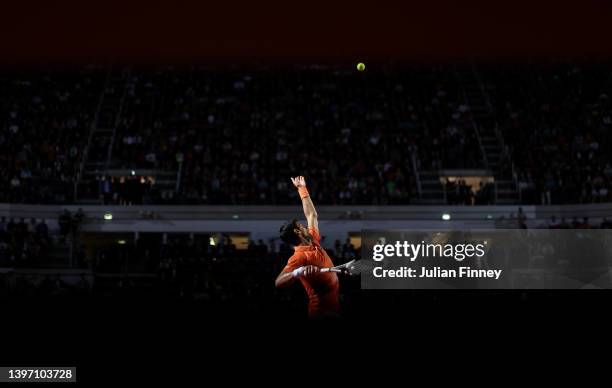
[117,240,126,245]
[104,213,113,220]
[441,213,451,221]
[131,170,136,176]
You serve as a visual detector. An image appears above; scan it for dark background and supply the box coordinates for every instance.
[1,1,612,64]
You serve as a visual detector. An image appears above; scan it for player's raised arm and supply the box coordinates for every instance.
[291,176,318,231]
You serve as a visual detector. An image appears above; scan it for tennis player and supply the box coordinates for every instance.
[275,176,340,318]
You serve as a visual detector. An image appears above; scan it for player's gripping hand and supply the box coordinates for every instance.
[291,176,306,188]
[292,265,320,278]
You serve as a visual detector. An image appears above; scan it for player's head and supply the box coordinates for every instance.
[279,219,311,246]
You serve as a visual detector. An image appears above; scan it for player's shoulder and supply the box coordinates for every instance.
[288,250,306,264]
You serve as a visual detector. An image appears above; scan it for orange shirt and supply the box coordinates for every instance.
[282,227,340,318]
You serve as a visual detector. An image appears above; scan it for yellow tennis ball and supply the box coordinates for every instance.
[357,62,365,71]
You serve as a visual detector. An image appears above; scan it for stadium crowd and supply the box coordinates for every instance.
[110,67,463,205]
[0,216,50,268]
[1,64,611,205]
[0,68,105,203]
[0,208,87,272]
[489,64,612,204]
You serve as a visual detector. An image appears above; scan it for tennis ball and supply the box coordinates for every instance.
[357,62,365,71]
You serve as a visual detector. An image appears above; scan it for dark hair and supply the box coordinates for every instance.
[279,219,300,246]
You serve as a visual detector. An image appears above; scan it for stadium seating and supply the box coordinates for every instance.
[1,64,610,206]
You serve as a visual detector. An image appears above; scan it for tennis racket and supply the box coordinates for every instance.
[320,259,372,276]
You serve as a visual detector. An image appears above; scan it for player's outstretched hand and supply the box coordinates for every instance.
[291,176,306,188]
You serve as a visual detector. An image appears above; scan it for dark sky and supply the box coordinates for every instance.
[1,0,611,64]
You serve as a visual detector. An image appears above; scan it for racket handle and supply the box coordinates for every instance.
[320,268,341,273]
